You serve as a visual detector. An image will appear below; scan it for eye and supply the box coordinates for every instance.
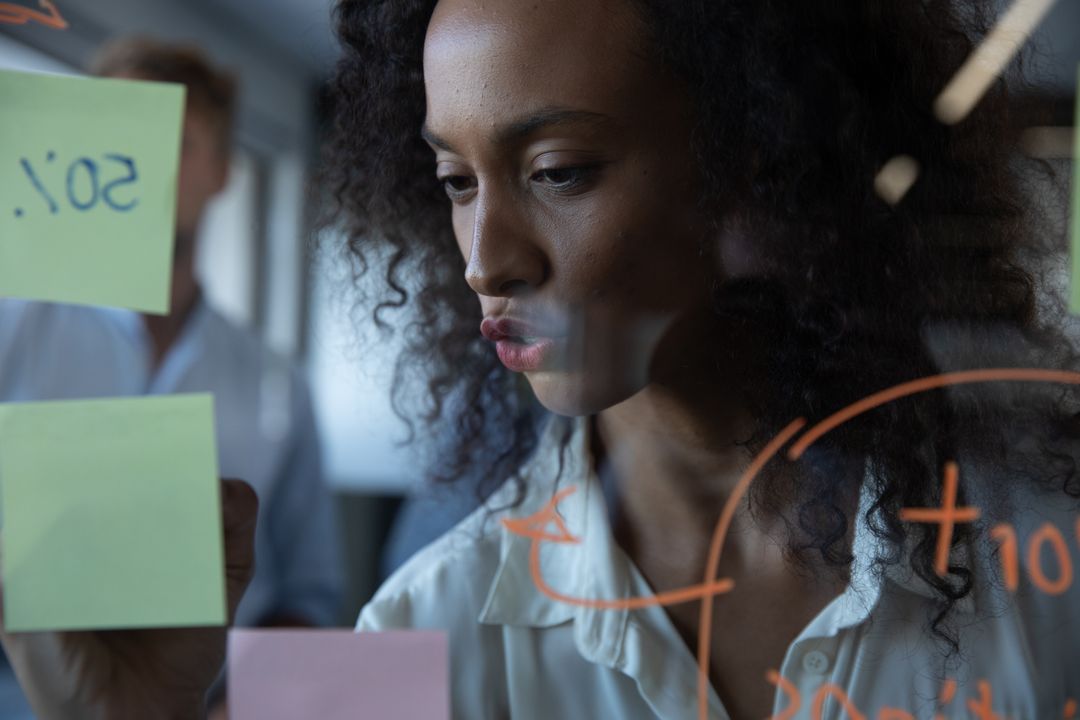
[438,174,477,202]
[531,166,597,193]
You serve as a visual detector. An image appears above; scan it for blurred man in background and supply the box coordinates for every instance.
[0,37,343,718]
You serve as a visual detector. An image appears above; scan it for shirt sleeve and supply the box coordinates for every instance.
[355,595,395,631]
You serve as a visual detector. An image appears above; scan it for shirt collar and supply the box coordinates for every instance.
[477,415,976,645]
[479,414,637,673]
[146,297,211,393]
[477,416,591,629]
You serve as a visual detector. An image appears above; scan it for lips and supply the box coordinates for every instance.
[481,317,546,342]
[481,317,562,372]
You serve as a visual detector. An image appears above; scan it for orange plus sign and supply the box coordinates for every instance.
[965,680,1006,720]
[899,461,981,576]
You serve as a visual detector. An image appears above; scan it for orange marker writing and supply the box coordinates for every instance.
[0,0,67,29]
[900,462,981,576]
[504,368,1080,720]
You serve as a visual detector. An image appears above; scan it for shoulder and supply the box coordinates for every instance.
[357,481,520,632]
[359,417,576,631]
[0,299,130,339]
[354,482,526,718]
[0,301,140,399]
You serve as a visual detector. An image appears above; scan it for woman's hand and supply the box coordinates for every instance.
[0,479,258,720]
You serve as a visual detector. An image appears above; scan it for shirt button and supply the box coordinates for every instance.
[801,650,830,674]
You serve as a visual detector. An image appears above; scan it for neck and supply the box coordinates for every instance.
[142,251,200,369]
[593,314,784,583]
[596,389,760,566]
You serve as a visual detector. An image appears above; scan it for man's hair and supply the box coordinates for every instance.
[90,36,237,150]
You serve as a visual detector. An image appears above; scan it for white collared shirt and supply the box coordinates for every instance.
[358,415,1079,719]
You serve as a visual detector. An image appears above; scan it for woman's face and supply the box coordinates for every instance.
[423,0,715,416]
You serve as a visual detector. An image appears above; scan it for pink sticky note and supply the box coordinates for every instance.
[228,629,449,720]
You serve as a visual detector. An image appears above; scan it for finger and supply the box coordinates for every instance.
[220,478,258,624]
[0,627,97,720]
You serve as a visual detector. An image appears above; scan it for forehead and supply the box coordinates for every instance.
[423,0,653,131]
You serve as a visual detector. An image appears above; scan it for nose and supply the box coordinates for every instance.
[464,191,547,298]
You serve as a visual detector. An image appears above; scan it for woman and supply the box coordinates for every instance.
[4,0,1078,718]
[333,0,1079,717]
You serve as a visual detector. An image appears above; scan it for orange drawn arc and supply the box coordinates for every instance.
[0,1,68,29]
[787,368,1080,460]
[506,488,738,608]
[502,368,1080,720]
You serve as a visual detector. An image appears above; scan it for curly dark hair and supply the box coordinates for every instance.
[323,0,1080,652]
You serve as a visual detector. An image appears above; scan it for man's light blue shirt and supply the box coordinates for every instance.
[0,298,344,628]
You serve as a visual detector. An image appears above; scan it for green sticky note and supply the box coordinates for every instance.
[0,69,184,314]
[0,394,225,631]
[1071,64,1080,315]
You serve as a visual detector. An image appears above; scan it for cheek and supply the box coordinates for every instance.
[451,206,472,262]
[556,219,703,315]
[555,159,704,309]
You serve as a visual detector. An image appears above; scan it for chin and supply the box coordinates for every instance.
[526,370,642,418]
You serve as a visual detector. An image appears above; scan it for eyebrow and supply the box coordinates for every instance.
[420,107,614,152]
